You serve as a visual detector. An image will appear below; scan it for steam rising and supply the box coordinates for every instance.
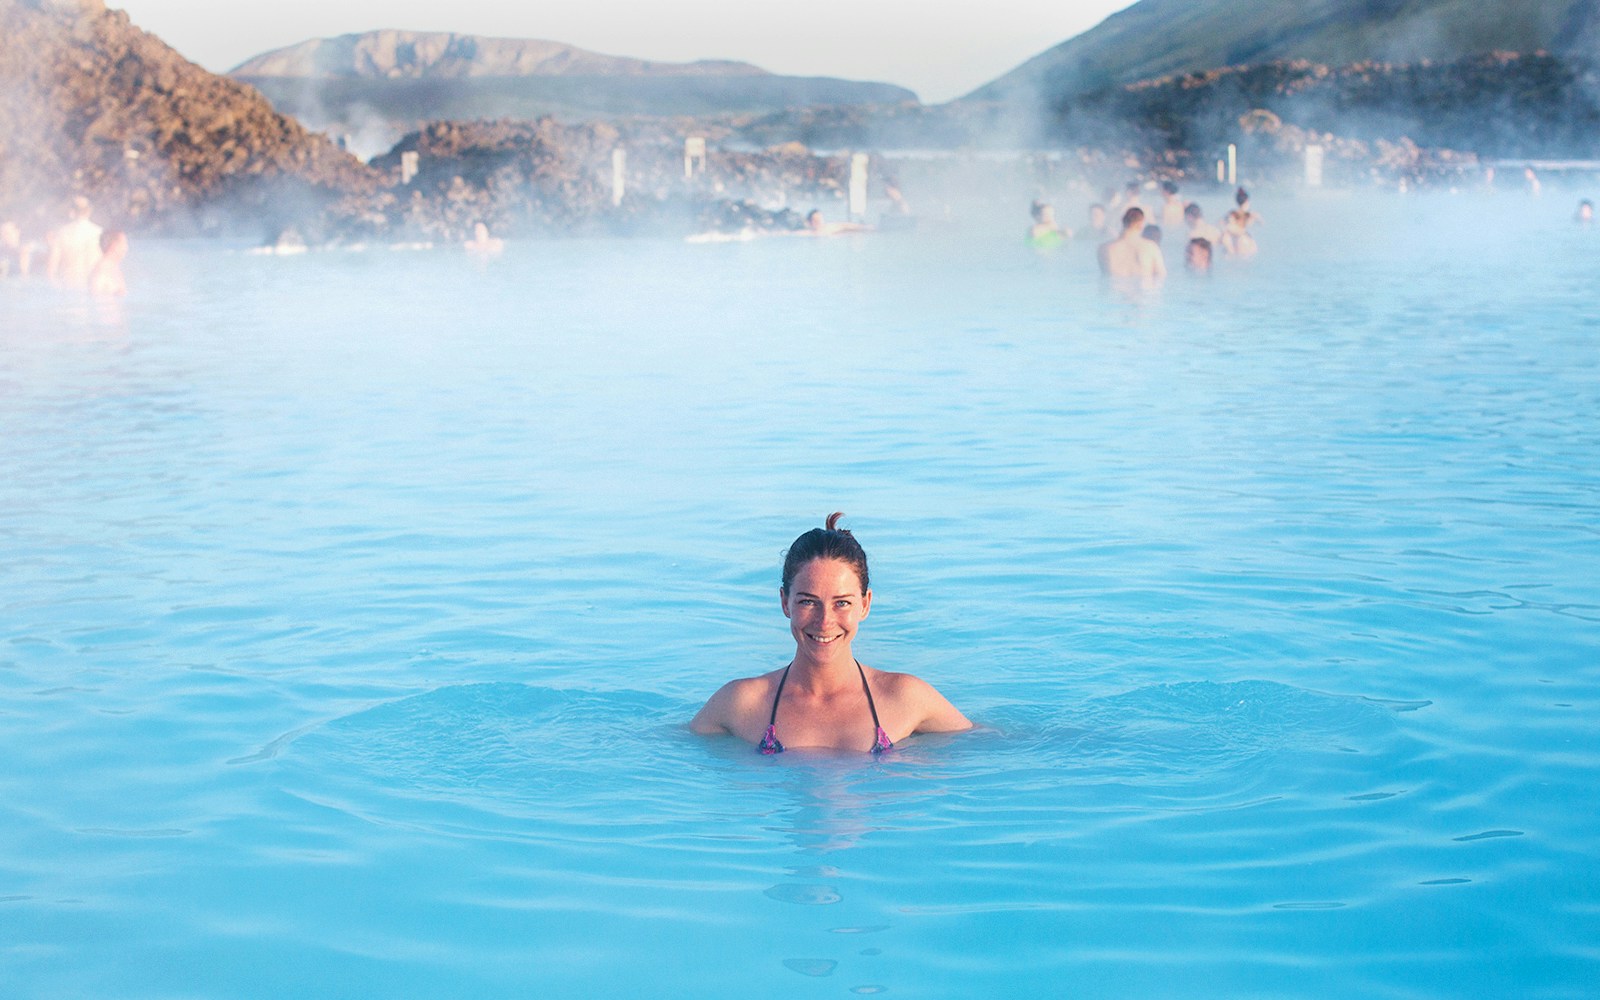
[3,0,1598,247]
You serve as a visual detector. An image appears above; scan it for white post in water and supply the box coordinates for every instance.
[1305,144,1325,187]
[1216,158,1225,183]
[611,148,626,206]
[1227,144,1238,186]
[848,152,869,221]
[401,150,419,185]
[684,137,706,179]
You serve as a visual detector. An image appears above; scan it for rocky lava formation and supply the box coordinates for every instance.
[1055,52,1600,163]
[0,0,379,236]
[363,118,857,239]
[4,0,1594,247]
[735,51,1600,189]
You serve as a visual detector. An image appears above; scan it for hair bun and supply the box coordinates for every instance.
[782,513,868,592]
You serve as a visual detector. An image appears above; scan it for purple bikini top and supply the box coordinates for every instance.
[758,660,893,755]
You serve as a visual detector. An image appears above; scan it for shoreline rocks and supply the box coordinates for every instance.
[0,0,379,238]
[4,0,1596,247]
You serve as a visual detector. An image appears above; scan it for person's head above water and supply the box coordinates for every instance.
[1162,180,1179,197]
[1030,200,1054,224]
[98,229,127,258]
[1235,187,1250,207]
[689,511,972,751]
[781,511,868,595]
[1121,206,1145,232]
[1184,203,1204,222]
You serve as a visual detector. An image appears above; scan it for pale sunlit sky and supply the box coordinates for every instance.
[108,0,1138,104]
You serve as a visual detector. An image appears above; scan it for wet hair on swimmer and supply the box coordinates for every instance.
[1235,187,1250,206]
[781,512,869,594]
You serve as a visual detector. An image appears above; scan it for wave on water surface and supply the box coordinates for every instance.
[253,678,1427,831]
[272,682,686,785]
[830,678,1440,836]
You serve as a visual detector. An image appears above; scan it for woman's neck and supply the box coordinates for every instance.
[788,648,857,691]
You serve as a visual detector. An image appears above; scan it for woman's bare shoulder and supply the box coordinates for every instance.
[864,666,972,733]
[717,670,785,704]
[690,668,785,734]
[863,665,937,696]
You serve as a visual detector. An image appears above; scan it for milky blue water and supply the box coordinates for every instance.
[2,192,1598,999]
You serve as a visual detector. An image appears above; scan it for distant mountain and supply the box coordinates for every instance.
[967,0,1600,103]
[230,30,916,156]
[0,0,376,234]
[231,30,770,80]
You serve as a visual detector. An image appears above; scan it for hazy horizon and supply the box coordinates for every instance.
[108,0,1139,104]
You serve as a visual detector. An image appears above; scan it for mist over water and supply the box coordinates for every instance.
[2,188,1598,998]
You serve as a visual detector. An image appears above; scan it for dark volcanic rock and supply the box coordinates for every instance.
[367,118,858,240]
[10,0,1580,248]
[0,0,380,235]
[1053,52,1600,161]
[734,51,1600,188]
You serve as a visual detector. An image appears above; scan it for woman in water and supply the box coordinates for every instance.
[1220,187,1260,258]
[691,513,971,753]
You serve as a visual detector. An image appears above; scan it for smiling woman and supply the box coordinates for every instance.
[689,512,972,753]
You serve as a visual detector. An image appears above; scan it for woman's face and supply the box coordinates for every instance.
[781,558,870,655]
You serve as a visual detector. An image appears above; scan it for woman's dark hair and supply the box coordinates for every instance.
[1235,187,1249,206]
[781,512,869,594]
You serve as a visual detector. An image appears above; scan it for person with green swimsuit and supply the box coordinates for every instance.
[1027,201,1071,250]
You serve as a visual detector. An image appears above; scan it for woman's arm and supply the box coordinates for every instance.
[689,677,768,736]
[897,675,972,734]
[689,682,736,734]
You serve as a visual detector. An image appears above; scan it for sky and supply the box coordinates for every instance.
[107,0,1139,104]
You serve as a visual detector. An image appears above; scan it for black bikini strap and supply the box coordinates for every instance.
[768,664,791,726]
[855,660,882,729]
